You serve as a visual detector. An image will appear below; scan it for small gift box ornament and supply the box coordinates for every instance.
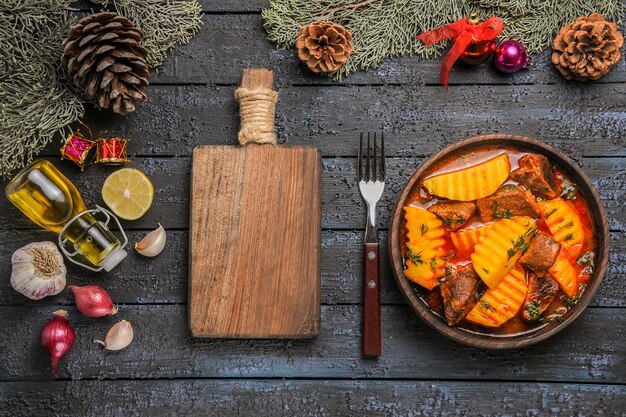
[95,138,130,165]
[60,130,96,170]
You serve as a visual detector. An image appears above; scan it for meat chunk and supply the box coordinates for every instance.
[510,154,560,198]
[440,265,480,326]
[519,232,561,272]
[522,272,559,322]
[428,201,476,231]
[476,185,539,222]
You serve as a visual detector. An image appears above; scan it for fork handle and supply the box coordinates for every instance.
[363,243,381,357]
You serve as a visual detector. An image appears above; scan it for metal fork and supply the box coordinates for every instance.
[357,132,385,357]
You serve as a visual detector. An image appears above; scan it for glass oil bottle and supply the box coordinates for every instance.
[6,160,127,271]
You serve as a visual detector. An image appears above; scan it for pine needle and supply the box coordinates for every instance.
[263,0,625,79]
[0,0,203,177]
[0,0,84,178]
[93,0,204,67]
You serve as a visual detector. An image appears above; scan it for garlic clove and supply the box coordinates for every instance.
[11,241,66,300]
[94,320,133,351]
[135,223,166,257]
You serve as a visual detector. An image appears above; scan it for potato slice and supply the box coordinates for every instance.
[422,153,510,201]
[450,222,495,254]
[465,264,527,328]
[539,199,584,258]
[471,216,537,289]
[549,248,579,298]
[405,206,445,246]
[403,207,446,290]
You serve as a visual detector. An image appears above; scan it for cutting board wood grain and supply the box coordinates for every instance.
[189,69,321,338]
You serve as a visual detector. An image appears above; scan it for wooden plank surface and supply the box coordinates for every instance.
[0,305,623,382]
[1,380,624,417]
[39,84,626,158]
[189,146,321,338]
[0,229,624,307]
[1,157,623,231]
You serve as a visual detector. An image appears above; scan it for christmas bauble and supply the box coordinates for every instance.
[494,40,530,73]
[457,12,496,65]
[458,38,496,65]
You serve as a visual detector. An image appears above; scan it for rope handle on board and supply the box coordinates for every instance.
[235,68,278,145]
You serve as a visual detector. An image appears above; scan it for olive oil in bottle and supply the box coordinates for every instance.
[6,160,127,271]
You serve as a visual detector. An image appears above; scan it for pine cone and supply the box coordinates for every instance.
[295,21,353,74]
[62,12,150,115]
[551,13,624,81]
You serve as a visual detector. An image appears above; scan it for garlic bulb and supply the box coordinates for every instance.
[95,320,133,351]
[11,242,66,300]
[135,223,166,257]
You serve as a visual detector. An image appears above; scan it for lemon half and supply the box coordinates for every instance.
[102,168,154,220]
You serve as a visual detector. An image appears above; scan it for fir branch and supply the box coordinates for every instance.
[314,0,381,17]
[263,0,625,80]
[0,0,84,177]
[0,0,204,177]
[92,0,203,68]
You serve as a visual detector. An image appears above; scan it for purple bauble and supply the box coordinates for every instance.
[494,40,530,73]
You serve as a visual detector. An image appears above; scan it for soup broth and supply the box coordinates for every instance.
[401,147,596,336]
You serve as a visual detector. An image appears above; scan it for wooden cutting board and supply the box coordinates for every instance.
[189,69,321,338]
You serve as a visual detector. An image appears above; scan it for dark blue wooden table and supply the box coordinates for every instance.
[1,1,625,415]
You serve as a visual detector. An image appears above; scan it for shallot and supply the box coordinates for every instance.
[40,310,75,376]
[69,285,118,317]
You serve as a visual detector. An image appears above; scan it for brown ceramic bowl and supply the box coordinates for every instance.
[388,134,609,349]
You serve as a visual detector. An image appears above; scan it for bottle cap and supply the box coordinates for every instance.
[101,248,128,272]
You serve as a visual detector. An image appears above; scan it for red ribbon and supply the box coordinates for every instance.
[417,16,504,88]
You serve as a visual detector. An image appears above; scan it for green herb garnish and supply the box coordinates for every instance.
[562,283,586,308]
[489,200,513,219]
[482,267,490,274]
[544,315,566,324]
[563,233,575,242]
[407,249,424,265]
[532,186,550,194]
[429,257,438,272]
[507,232,532,260]
[493,209,513,219]
[446,300,460,316]
[442,215,466,227]
[559,220,574,229]
[479,300,493,311]
[420,223,429,236]
[525,301,541,321]
[545,208,557,219]
[445,264,453,278]
[562,296,579,308]
[524,227,538,237]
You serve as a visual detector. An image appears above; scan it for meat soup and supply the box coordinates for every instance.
[401,148,596,336]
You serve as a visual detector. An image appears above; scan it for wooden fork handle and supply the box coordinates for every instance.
[363,243,381,357]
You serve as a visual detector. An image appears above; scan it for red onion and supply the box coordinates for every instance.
[68,285,118,317]
[40,310,75,376]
